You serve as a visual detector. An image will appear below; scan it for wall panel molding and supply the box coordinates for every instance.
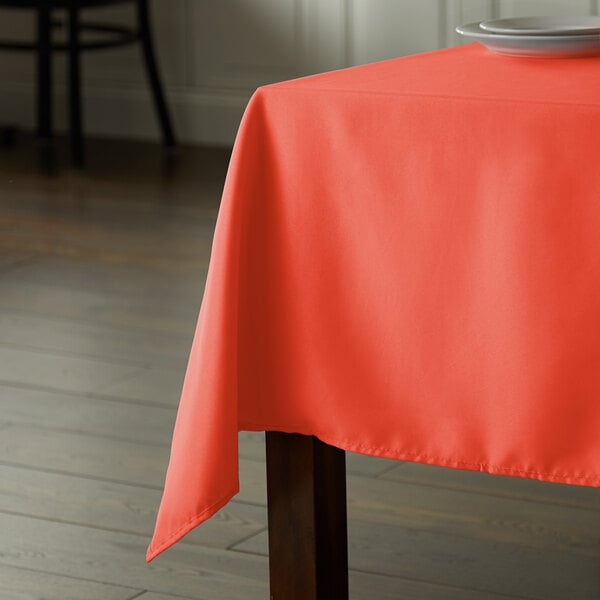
[0,78,249,146]
[446,1,494,46]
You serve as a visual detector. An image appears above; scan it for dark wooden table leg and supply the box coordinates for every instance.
[265,431,349,600]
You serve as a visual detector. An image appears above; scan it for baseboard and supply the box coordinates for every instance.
[0,80,252,147]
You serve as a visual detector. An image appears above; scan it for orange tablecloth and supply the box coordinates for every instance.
[148,43,600,561]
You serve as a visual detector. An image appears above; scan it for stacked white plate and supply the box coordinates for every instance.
[456,16,600,58]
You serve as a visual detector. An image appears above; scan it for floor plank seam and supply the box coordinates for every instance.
[377,474,600,512]
[0,418,175,452]
[1,420,174,448]
[0,505,267,550]
[0,256,37,275]
[0,306,195,344]
[0,267,206,296]
[0,560,143,592]
[0,304,196,336]
[374,461,407,478]
[226,526,268,551]
[0,507,160,538]
[348,515,600,553]
[92,366,162,395]
[0,459,165,491]
[345,567,536,600]
[0,339,154,369]
[124,590,149,600]
[0,378,179,410]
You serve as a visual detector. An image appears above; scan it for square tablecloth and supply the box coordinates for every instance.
[148,43,600,561]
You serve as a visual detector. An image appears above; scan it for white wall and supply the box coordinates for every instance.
[0,0,597,146]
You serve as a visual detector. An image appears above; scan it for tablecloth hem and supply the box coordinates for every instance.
[240,422,599,488]
[146,484,240,563]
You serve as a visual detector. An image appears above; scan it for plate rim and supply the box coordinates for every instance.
[479,15,600,36]
[456,21,600,41]
[455,21,600,58]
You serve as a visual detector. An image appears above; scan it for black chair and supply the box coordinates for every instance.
[0,0,176,166]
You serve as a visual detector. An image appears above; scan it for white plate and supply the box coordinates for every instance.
[455,22,600,58]
[480,15,600,36]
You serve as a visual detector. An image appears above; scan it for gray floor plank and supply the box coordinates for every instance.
[0,230,209,269]
[0,253,34,271]
[0,256,208,295]
[232,524,599,600]
[384,462,600,510]
[0,214,215,272]
[0,513,269,600]
[0,423,169,488]
[98,367,188,407]
[349,570,521,600]
[0,310,192,369]
[0,279,199,335]
[345,521,599,600]
[0,346,145,395]
[0,464,266,550]
[0,384,176,445]
[0,564,141,600]
[135,595,195,600]
[345,474,600,556]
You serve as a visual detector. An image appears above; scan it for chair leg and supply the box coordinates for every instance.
[67,3,84,167]
[36,5,52,141]
[136,0,176,148]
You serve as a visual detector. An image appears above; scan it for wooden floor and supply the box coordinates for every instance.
[0,135,598,600]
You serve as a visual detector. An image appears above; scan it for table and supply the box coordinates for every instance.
[147,43,600,598]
